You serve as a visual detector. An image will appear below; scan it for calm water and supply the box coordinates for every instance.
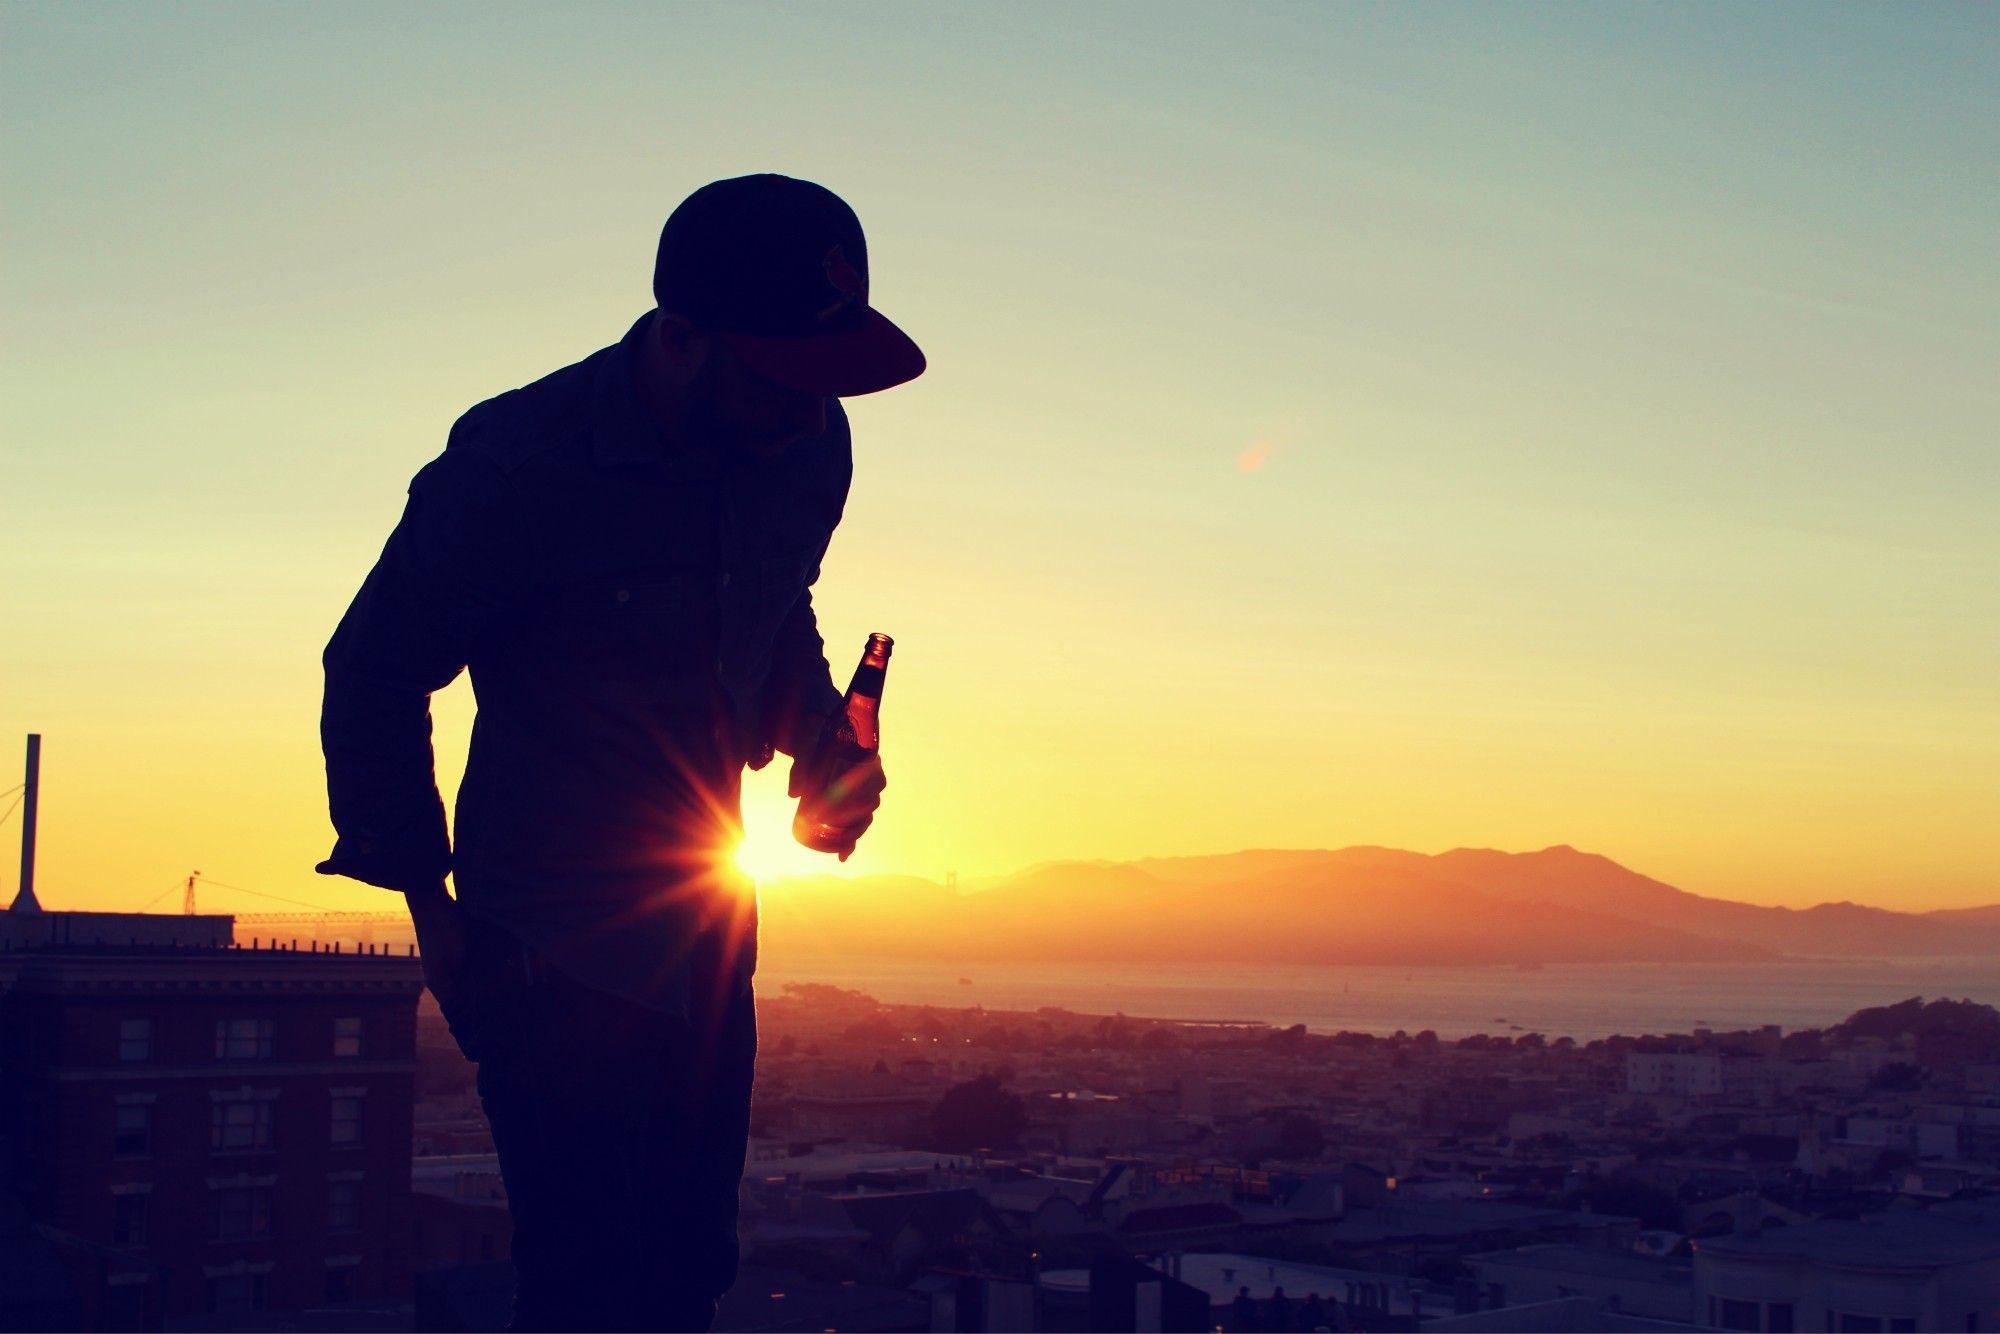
[757,955,2000,1040]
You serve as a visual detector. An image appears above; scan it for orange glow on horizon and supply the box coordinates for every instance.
[4,7,1994,917]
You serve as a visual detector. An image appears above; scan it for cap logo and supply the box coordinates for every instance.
[818,244,866,324]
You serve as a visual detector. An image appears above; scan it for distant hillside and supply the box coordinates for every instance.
[1413,845,2000,958]
[756,846,2000,966]
[1925,905,2000,928]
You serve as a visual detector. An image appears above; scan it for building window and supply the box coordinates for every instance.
[1768,1303,1794,1333]
[113,1104,151,1158]
[1713,1297,1758,1332]
[119,1018,152,1062]
[210,1186,273,1241]
[104,1281,145,1329]
[111,1193,148,1246]
[334,1016,364,1058]
[1833,1316,1884,1334]
[331,1095,364,1145]
[325,1266,358,1303]
[214,1017,274,1060]
[204,1272,267,1314]
[211,1098,274,1152]
[328,1180,361,1231]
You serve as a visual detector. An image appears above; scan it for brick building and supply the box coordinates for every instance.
[0,911,425,1329]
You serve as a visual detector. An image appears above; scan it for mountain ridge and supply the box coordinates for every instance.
[755,845,2000,965]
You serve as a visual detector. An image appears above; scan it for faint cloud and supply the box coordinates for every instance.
[1236,441,1273,473]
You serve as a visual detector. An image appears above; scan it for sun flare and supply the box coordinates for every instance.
[732,765,840,883]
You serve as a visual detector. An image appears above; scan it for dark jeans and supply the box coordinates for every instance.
[451,915,757,1332]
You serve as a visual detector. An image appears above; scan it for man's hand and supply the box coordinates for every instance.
[405,884,470,1011]
[789,743,887,862]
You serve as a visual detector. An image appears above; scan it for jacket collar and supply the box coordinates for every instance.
[590,312,721,482]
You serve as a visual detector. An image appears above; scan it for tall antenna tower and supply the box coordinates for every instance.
[10,734,42,913]
[183,871,200,916]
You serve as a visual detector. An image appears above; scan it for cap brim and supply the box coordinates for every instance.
[720,308,926,398]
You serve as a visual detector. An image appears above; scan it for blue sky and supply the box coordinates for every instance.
[3,2,1995,909]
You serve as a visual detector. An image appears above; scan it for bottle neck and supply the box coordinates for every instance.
[847,662,886,700]
[847,633,893,701]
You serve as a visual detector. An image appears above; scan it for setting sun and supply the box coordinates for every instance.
[732,764,843,884]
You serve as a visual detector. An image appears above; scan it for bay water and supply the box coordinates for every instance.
[757,955,2000,1040]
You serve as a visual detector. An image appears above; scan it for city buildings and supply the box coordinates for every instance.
[0,907,424,1329]
[713,986,2000,1331]
[1693,1202,2000,1333]
[13,883,2000,1331]
[1464,1243,1696,1323]
[1628,1053,1725,1099]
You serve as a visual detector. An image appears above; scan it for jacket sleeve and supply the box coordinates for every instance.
[762,587,847,761]
[317,447,520,893]
[759,413,853,760]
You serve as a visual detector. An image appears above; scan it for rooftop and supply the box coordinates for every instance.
[1046,1253,1440,1313]
[1697,1205,2000,1269]
[0,937,426,995]
[1466,1244,1692,1284]
[743,1146,969,1183]
[1423,1295,1705,1332]
[1,907,233,950]
[1327,1199,1639,1245]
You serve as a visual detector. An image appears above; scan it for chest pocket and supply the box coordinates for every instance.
[549,574,707,695]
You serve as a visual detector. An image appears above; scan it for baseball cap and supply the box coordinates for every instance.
[654,174,926,397]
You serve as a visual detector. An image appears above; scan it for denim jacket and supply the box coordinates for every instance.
[317,312,847,1010]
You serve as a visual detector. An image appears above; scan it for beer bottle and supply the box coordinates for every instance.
[793,633,893,853]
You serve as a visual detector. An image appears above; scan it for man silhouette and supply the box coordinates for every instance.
[1231,1285,1258,1332]
[318,175,922,1330]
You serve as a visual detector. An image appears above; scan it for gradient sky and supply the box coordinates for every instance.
[3,2,1995,916]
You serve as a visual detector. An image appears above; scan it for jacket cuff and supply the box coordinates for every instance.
[315,850,449,898]
[782,690,844,760]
